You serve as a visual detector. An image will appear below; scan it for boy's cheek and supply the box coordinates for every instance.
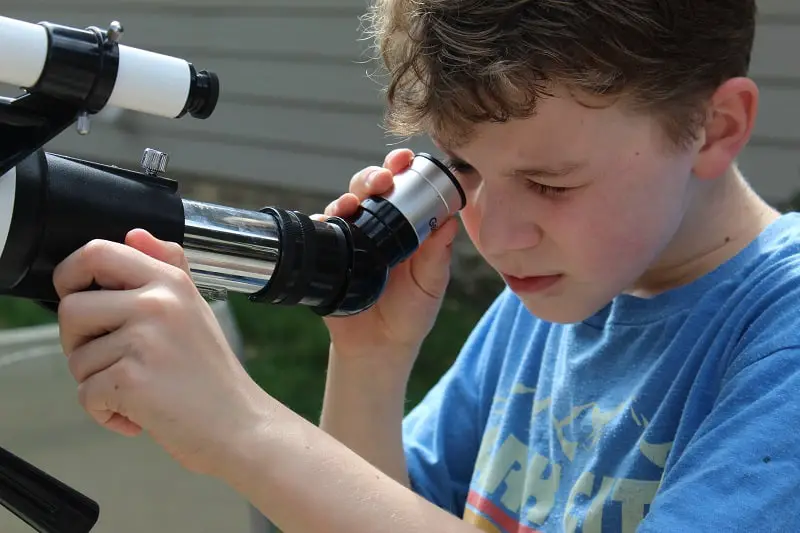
[458,205,484,249]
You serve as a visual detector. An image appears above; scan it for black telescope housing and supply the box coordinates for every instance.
[0,15,465,533]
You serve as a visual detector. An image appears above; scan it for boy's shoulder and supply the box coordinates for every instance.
[710,211,800,367]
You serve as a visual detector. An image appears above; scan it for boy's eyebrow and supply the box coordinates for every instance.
[508,161,585,179]
[440,148,585,179]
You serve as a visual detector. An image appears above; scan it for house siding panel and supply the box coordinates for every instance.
[0,1,796,203]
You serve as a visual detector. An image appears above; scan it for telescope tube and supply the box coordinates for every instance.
[0,150,465,316]
[0,15,218,119]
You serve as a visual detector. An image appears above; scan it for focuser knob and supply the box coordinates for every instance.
[141,148,170,176]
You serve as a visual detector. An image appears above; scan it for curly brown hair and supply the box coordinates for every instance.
[362,0,757,150]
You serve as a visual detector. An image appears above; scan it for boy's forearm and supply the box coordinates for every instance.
[318,346,413,487]
[220,396,475,533]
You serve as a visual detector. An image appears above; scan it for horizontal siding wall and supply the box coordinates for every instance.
[0,0,797,203]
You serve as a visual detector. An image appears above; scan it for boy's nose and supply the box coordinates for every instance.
[478,200,543,256]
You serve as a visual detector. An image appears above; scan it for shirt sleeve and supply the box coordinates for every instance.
[401,289,516,518]
[638,345,800,532]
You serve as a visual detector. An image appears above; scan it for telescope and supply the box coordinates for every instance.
[0,14,465,533]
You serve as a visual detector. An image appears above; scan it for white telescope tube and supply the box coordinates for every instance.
[107,45,191,118]
[0,15,217,119]
[0,17,49,88]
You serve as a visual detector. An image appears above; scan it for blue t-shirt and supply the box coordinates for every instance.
[403,212,800,533]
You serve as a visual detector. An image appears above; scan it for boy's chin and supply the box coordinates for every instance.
[516,293,610,325]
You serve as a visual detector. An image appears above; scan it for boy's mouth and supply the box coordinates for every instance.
[501,273,563,294]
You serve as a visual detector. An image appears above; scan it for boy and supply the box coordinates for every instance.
[319,0,800,531]
[52,0,800,532]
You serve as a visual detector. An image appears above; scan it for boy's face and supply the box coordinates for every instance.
[436,88,703,323]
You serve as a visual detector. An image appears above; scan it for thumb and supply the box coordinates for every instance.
[124,229,191,275]
[407,218,459,299]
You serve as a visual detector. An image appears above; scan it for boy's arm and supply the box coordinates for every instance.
[639,346,800,531]
[223,395,486,533]
[319,347,415,488]
[319,289,513,516]
[218,292,512,533]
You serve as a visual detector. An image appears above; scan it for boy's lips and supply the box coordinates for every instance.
[501,272,563,293]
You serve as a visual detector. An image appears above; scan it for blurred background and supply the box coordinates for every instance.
[0,0,796,531]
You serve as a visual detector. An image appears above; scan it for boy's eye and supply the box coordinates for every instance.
[443,159,473,174]
[525,181,571,198]
[444,158,573,198]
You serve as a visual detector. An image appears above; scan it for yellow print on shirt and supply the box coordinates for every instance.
[464,384,673,533]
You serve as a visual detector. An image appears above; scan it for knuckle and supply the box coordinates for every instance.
[81,239,112,261]
[114,358,141,390]
[169,267,198,296]
[125,324,154,361]
[167,242,188,266]
[349,166,381,191]
[57,296,81,350]
[57,293,78,322]
[67,348,87,382]
[135,285,182,318]
[76,381,92,410]
[165,263,193,286]
[100,354,142,396]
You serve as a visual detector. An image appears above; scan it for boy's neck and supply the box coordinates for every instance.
[628,165,781,298]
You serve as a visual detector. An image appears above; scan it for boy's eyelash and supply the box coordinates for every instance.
[444,160,472,173]
[524,181,570,197]
[444,159,571,198]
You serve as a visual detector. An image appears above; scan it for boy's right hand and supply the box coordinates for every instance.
[317,148,460,370]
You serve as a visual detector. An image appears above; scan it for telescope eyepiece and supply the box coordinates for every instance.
[181,67,219,120]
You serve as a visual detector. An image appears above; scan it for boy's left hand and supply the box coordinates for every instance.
[53,229,267,476]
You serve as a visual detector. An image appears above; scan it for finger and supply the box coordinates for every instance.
[66,327,133,383]
[125,229,190,275]
[76,363,141,437]
[383,149,415,174]
[102,413,142,437]
[58,289,138,355]
[53,239,181,299]
[323,193,361,217]
[408,218,460,299]
[348,166,394,200]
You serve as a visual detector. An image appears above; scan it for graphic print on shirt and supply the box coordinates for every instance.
[462,383,674,533]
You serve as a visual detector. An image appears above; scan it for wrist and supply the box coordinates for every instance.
[327,344,416,385]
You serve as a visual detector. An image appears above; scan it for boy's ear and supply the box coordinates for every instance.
[692,77,759,180]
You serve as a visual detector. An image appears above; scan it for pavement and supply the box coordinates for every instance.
[0,307,264,533]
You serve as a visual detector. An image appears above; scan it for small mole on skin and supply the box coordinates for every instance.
[725,236,731,243]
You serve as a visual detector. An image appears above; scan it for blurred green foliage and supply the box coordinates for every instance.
[231,284,497,421]
[0,297,57,329]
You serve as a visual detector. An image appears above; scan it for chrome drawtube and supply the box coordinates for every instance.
[0,149,466,316]
[181,200,281,296]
